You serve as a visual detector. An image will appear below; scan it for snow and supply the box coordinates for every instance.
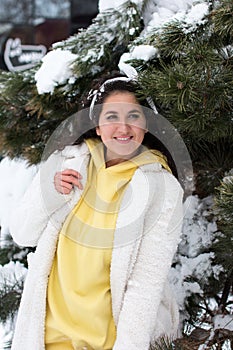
[34,0,210,96]
[214,314,233,331]
[35,49,78,94]
[145,1,209,31]
[130,44,158,61]
[185,3,209,26]
[0,157,37,240]
[82,45,105,63]
[177,196,218,258]
[135,0,208,29]
[0,157,37,347]
[0,323,12,350]
[0,262,27,349]
[0,261,27,288]
[98,0,142,13]
[119,45,158,78]
[118,53,138,79]
[169,195,223,316]
[223,169,233,184]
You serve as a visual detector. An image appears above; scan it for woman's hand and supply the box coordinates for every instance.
[54,169,83,194]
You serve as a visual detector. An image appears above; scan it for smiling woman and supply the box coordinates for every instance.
[10,73,184,350]
[96,91,147,166]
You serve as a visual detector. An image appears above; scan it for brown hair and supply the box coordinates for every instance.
[74,73,178,177]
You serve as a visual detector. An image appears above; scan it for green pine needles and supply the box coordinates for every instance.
[149,337,179,350]
[54,0,142,79]
[0,1,142,164]
[0,277,24,324]
[214,175,233,273]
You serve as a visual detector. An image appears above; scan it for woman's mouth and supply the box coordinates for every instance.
[114,136,133,143]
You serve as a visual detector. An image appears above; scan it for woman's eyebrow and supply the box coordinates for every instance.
[105,108,142,114]
[104,110,118,115]
[127,109,142,114]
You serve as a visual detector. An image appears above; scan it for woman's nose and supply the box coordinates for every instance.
[116,121,131,133]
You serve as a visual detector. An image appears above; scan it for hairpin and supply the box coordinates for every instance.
[89,77,134,120]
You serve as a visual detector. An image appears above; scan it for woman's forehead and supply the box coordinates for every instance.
[103,91,140,105]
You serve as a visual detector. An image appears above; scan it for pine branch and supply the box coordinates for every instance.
[53,1,142,80]
[192,139,233,196]
[0,276,24,324]
[212,175,233,274]
[150,337,183,350]
[3,341,11,350]
[146,22,197,59]
[215,175,233,223]
[0,1,143,164]
[0,234,32,268]
[212,0,233,39]
[138,45,233,142]
[219,269,233,311]
[141,0,152,13]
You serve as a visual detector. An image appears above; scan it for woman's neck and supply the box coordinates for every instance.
[105,158,127,168]
[104,146,143,168]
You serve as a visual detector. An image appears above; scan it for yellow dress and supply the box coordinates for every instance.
[45,139,170,350]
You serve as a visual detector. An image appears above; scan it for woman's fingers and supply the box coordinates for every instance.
[61,169,82,179]
[60,174,83,190]
[54,169,83,194]
[58,182,73,195]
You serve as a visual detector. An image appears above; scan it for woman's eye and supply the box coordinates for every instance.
[128,113,141,120]
[106,114,118,120]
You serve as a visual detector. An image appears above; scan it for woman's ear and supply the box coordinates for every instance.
[96,126,100,136]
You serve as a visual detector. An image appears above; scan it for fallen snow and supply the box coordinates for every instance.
[118,45,157,78]
[118,53,138,78]
[0,157,37,240]
[169,195,223,318]
[0,261,28,350]
[214,314,233,331]
[0,261,27,287]
[145,1,209,31]
[98,0,142,13]
[35,49,78,94]
[34,0,210,96]
[130,44,158,61]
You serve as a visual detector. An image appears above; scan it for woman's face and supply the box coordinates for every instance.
[96,91,147,165]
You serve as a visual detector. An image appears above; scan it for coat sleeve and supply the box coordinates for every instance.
[113,171,184,350]
[9,151,73,247]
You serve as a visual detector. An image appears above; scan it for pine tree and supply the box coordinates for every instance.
[131,1,233,346]
[0,0,142,164]
[0,235,33,323]
[136,0,233,196]
[214,174,233,312]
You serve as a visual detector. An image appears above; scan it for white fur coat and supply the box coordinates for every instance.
[10,143,184,350]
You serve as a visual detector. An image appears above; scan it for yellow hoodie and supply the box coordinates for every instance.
[45,138,170,350]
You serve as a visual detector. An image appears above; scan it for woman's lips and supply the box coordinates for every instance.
[114,136,133,143]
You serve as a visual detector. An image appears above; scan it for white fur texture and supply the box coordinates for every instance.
[10,143,183,350]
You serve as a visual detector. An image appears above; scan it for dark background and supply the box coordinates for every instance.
[0,0,98,70]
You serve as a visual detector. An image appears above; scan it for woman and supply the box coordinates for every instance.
[10,75,184,350]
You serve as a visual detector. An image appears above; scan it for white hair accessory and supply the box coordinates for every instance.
[89,76,134,120]
[88,75,158,120]
[119,55,159,114]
